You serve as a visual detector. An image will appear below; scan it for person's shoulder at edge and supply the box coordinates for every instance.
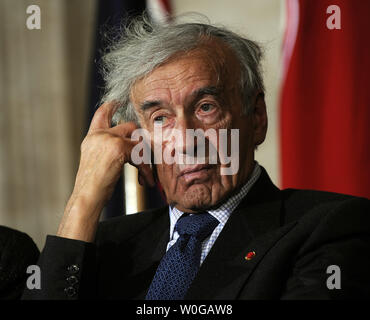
[280,188,370,233]
[0,225,40,299]
[95,206,169,245]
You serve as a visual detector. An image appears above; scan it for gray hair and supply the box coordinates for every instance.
[100,13,264,125]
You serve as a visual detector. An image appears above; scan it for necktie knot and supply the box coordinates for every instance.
[175,212,219,241]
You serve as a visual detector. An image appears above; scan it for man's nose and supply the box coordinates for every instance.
[174,117,204,158]
[173,117,193,154]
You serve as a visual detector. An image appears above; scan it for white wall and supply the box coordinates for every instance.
[172,0,285,186]
[0,0,96,248]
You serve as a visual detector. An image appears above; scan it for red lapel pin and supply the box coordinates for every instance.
[245,251,256,261]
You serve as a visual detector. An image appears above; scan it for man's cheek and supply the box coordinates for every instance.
[156,163,177,190]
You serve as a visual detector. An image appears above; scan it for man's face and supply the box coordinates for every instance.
[131,39,266,212]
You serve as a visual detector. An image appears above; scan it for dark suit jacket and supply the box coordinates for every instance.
[22,168,370,299]
[0,226,40,300]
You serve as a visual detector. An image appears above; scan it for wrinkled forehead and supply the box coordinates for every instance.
[130,39,241,103]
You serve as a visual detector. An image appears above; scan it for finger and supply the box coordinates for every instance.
[88,101,120,133]
[123,138,155,187]
[138,172,144,186]
[130,160,155,187]
[138,163,156,187]
[109,121,138,138]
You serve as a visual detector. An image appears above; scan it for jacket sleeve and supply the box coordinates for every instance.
[281,197,370,299]
[21,235,97,300]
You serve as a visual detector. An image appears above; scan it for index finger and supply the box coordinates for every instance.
[88,101,120,133]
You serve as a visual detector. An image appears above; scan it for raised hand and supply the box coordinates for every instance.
[57,102,154,242]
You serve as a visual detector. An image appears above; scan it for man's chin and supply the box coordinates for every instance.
[174,184,214,212]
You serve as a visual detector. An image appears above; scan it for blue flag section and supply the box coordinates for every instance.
[88,0,166,219]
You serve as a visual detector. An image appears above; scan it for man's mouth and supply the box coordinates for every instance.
[178,164,213,182]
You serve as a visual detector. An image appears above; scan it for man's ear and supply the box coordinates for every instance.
[252,92,268,146]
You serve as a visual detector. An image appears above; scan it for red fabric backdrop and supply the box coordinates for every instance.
[280,0,370,198]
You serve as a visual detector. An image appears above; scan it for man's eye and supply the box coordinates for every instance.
[199,104,214,112]
[153,115,166,125]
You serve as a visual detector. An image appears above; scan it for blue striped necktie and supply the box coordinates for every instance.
[145,212,219,300]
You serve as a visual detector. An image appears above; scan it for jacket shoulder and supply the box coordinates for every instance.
[281,189,369,224]
[278,192,370,299]
[95,206,168,245]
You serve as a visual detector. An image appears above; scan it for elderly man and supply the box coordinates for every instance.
[23,15,370,300]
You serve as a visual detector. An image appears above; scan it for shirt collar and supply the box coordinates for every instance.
[168,162,261,237]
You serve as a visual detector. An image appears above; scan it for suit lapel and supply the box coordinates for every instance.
[120,207,170,299]
[185,168,293,299]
